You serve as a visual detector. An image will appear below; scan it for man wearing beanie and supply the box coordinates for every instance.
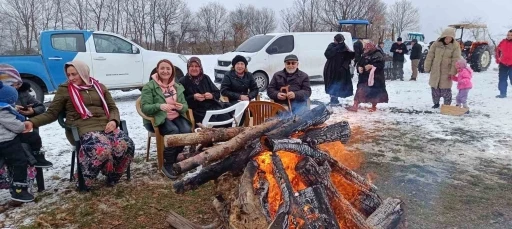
[390,37,408,80]
[0,81,35,202]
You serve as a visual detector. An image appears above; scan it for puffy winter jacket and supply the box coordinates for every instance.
[452,68,473,90]
[496,39,512,67]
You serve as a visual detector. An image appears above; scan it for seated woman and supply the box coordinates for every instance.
[24,60,134,189]
[220,55,259,104]
[141,59,191,179]
[179,57,231,126]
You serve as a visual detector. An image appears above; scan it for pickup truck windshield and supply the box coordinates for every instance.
[235,35,275,53]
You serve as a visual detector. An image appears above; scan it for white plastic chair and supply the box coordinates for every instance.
[199,101,249,129]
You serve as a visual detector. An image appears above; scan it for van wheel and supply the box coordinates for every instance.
[24,79,44,102]
[253,72,268,92]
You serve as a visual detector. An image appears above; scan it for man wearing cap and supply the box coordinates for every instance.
[409,39,423,81]
[267,54,312,113]
[390,37,408,80]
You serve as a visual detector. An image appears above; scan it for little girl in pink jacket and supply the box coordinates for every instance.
[451,59,473,108]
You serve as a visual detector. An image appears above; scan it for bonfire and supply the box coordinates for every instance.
[164,104,405,229]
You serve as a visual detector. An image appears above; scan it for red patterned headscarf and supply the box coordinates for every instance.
[364,42,377,53]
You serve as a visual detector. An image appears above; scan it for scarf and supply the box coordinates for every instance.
[66,61,109,119]
[368,66,377,86]
[189,74,203,85]
[151,73,177,101]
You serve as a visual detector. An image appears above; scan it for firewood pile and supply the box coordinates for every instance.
[164,104,406,229]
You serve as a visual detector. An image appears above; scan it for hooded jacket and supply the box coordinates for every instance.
[424,28,462,89]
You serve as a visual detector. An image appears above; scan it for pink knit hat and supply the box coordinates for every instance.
[0,64,22,86]
[455,59,468,70]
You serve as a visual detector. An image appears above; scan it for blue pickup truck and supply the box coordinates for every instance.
[0,30,189,101]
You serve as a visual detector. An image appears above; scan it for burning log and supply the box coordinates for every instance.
[366,198,405,229]
[296,185,339,229]
[164,126,246,147]
[173,140,262,194]
[296,157,371,229]
[254,170,272,222]
[172,119,280,175]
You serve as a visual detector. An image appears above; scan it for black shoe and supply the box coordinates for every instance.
[106,174,121,187]
[496,95,506,98]
[329,97,340,105]
[161,164,178,180]
[10,184,34,203]
[33,151,53,168]
[432,104,440,109]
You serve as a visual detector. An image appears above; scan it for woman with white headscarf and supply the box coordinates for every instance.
[24,60,134,190]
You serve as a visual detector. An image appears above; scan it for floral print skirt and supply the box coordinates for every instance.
[0,166,36,191]
[78,129,134,188]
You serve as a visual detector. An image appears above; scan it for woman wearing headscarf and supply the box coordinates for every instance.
[424,27,462,108]
[346,42,389,112]
[323,34,355,105]
[179,57,231,126]
[24,60,134,189]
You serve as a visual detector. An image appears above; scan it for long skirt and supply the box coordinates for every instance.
[354,83,389,104]
[78,129,134,187]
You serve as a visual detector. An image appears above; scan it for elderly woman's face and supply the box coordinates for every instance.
[235,62,246,74]
[188,62,201,77]
[444,36,453,43]
[66,66,85,86]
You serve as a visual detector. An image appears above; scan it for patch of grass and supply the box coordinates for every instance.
[24,175,216,229]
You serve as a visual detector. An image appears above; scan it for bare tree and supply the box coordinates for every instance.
[196,2,229,53]
[125,0,147,44]
[173,7,193,53]
[1,0,41,53]
[387,0,419,38]
[52,0,65,29]
[293,0,322,32]
[158,0,186,51]
[228,4,252,47]
[280,8,296,32]
[249,7,276,35]
[67,0,89,30]
[88,0,112,31]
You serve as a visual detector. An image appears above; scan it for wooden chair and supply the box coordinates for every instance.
[243,101,288,126]
[135,97,195,171]
[57,112,131,192]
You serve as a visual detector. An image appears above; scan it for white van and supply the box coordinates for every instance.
[213,32,354,91]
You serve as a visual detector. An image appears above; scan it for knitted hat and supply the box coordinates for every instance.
[0,81,18,105]
[397,37,403,42]
[232,55,248,67]
[455,58,469,70]
[0,64,22,86]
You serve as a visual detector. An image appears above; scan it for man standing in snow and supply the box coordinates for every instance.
[390,37,408,81]
[409,39,422,81]
[495,29,512,98]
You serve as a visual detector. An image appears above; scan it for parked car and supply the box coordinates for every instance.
[0,30,188,102]
[214,32,354,91]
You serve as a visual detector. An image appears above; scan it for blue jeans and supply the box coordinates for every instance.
[498,64,512,96]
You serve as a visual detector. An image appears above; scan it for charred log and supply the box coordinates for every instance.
[173,119,280,175]
[265,104,331,139]
[366,198,405,229]
[165,126,246,147]
[268,152,307,229]
[254,170,272,222]
[173,140,261,194]
[301,121,351,146]
[296,185,339,229]
[296,157,371,229]
[264,138,331,160]
[166,209,219,229]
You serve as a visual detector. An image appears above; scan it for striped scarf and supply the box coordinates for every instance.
[68,77,109,119]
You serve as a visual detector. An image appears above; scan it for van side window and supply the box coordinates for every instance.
[93,34,133,54]
[266,35,294,54]
[51,34,86,52]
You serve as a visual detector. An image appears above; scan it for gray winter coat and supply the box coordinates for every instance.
[0,109,25,143]
[16,82,45,118]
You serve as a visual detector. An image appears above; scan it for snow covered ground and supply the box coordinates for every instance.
[1,55,511,227]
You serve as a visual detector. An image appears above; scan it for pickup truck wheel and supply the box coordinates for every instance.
[24,79,44,102]
[253,72,268,92]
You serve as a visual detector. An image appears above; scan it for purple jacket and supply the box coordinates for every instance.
[451,68,472,90]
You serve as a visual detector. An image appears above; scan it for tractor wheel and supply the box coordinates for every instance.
[418,52,427,73]
[470,45,492,72]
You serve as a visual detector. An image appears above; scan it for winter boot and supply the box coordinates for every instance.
[329,97,340,105]
[161,147,181,180]
[432,104,440,109]
[496,94,506,98]
[33,151,53,168]
[10,182,34,203]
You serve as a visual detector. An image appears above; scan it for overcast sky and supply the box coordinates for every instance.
[189,0,511,42]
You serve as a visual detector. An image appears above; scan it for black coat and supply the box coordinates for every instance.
[220,70,259,104]
[355,49,388,104]
[16,82,45,118]
[267,69,312,107]
[323,42,355,98]
[179,74,226,123]
[410,43,422,60]
[390,43,408,62]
